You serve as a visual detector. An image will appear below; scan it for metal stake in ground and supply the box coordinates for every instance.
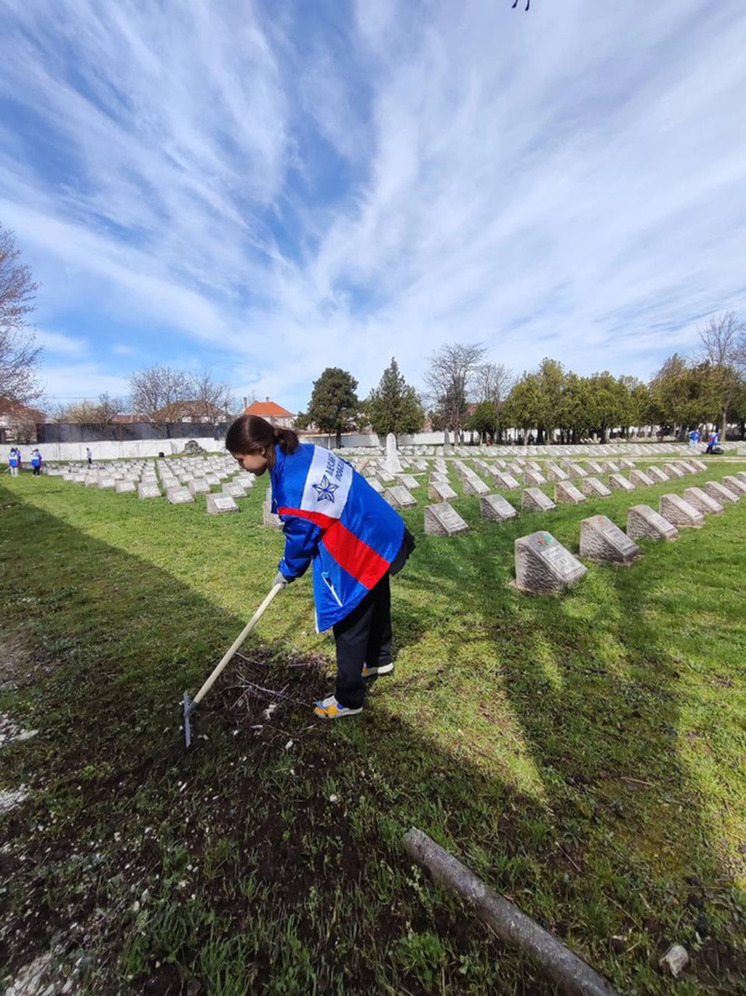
[182,583,284,748]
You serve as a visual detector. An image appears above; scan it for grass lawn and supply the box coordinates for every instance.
[1,457,745,994]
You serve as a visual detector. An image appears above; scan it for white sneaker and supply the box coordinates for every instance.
[313,695,363,719]
[361,662,394,678]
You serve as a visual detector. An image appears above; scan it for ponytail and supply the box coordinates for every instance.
[226,414,299,456]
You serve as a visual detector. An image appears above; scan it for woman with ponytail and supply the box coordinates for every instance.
[225,415,414,719]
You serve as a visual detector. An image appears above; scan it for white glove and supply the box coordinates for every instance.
[273,571,291,588]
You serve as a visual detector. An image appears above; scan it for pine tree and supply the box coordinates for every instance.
[302,367,360,448]
[366,358,424,438]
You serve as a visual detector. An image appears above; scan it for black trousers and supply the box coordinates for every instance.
[333,573,392,709]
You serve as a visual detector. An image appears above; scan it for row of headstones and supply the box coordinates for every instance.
[343,441,702,459]
[515,472,746,593]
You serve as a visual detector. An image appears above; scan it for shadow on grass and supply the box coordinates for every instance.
[0,483,743,994]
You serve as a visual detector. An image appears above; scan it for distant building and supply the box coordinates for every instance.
[0,398,46,443]
[244,398,295,429]
[152,401,231,423]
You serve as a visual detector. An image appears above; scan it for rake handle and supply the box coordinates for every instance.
[192,583,284,707]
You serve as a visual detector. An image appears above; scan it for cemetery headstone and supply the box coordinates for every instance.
[167,487,195,505]
[581,477,612,498]
[580,515,639,564]
[115,481,136,493]
[384,486,417,509]
[627,505,678,541]
[263,502,283,528]
[609,474,635,492]
[546,464,569,482]
[555,481,586,505]
[98,477,116,489]
[397,474,420,490]
[481,493,517,522]
[703,480,739,505]
[429,480,458,502]
[646,466,669,483]
[689,459,708,472]
[206,494,240,515]
[385,433,403,475]
[629,469,655,487]
[138,483,162,499]
[659,494,704,528]
[462,474,490,497]
[222,483,247,498]
[521,488,556,512]
[188,479,211,495]
[722,475,746,495]
[524,470,547,486]
[565,463,588,479]
[683,487,723,515]
[663,464,684,478]
[424,502,469,537]
[515,531,587,593]
[494,471,520,490]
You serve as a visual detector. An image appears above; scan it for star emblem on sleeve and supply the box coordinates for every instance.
[312,475,339,503]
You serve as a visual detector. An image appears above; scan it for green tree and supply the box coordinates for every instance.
[301,367,359,448]
[366,358,424,438]
[467,401,498,442]
[535,358,566,443]
[503,373,542,443]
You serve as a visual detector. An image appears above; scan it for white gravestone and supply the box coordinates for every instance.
[481,493,517,522]
[138,484,162,499]
[385,433,403,476]
[663,464,684,479]
[263,502,283,528]
[384,486,417,509]
[521,488,557,512]
[609,474,635,492]
[604,461,621,474]
[188,479,211,495]
[222,483,247,498]
[524,470,547,486]
[723,475,746,495]
[424,502,469,537]
[462,474,490,497]
[494,471,520,491]
[515,531,587,593]
[586,461,605,475]
[619,459,635,470]
[397,474,420,490]
[429,480,458,502]
[546,464,569,482]
[683,487,723,515]
[629,469,655,487]
[689,459,708,472]
[737,470,746,484]
[703,480,739,504]
[167,487,195,505]
[659,494,704,528]
[581,477,612,498]
[98,477,116,489]
[115,481,136,493]
[367,478,385,494]
[234,473,255,488]
[565,463,588,479]
[555,481,587,505]
[206,494,240,515]
[580,515,640,564]
[646,466,669,483]
[627,505,678,541]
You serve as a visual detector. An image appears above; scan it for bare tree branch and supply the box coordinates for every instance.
[0,224,43,405]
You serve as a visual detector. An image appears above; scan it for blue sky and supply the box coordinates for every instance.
[1,0,745,412]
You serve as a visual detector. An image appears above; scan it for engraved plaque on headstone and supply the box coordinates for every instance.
[462,474,490,496]
[586,461,605,475]
[703,480,739,504]
[609,474,635,492]
[524,470,547,486]
[646,466,669,483]
[384,486,417,508]
[521,488,556,512]
[167,487,195,505]
[580,514,639,564]
[138,483,162,499]
[663,463,684,478]
[659,494,704,528]
[397,474,420,490]
[515,531,587,593]
[546,464,569,482]
[619,459,635,470]
[429,480,458,502]
[627,504,678,541]
[115,481,136,493]
[206,494,240,515]
[481,493,517,522]
[604,461,621,474]
[683,487,723,515]
[222,483,247,498]
[581,476,612,498]
[98,477,116,489]
[675,461,697,475]
[424,502,469,537]
[234,473,255,488]
[494,471,520,490]
[629,469,654,487]
[565,463,588,479]
[555,481,587,505]
[188,479,211,495]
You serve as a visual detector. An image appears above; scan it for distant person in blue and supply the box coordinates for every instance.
[705,430,720,454]
[225,415,415,720]
[30,448,42,476]
[8,447,20,477]
[688,428,700,450]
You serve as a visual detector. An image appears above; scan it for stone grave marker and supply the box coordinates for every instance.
[524,469,547,486]
[462,474,490,497]
[689,459,708,472]
[629,469,654,487]
[609,474,635,492]
[494,471,520,490]
[85,476,100,487]
[222,483,247,498]
[429,479,458,502]
[722,475,746,495]
[659,494,704,528]
[546,464,569,482]
[737,470,746,484]
[619,459,635,470]
[424,502,469,537]
[565,463,588,479]
[627,505,678,541]
[586,461,605,475]
[663,463,684,478]
[98,477,117,489]
[115,481,136,493]
[367,479,385,494]
[604,461,620,474]
[521,488,556,512]
[206,493,240,515]
[580,514,639,564]
[167,486,195,505]
[188,479,211,496]
[555,481,587,505]
[683,487,723,515]
[515,531,587,593]
[234,473,255,488]
[385,433,403,476]
[646,466,669,483]
[481,493,517,522]
[262,502,283,528]
[384,486,417,509]
[675,461,697,475]
[704,480,739,504]
[397,474,420,490]
[581,477,612,498]
[205,474,221,487]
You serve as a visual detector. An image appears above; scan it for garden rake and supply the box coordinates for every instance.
[182,581,284,748]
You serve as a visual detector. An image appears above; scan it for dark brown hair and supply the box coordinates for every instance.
[225,415,299,456]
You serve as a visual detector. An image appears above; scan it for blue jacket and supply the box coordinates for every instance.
[270,444,405,632]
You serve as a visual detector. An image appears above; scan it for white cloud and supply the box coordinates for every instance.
[35,329,88,357]
[112,344,135,356]
[1,0,746,408]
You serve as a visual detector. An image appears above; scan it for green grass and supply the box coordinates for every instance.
[1,458,745,994]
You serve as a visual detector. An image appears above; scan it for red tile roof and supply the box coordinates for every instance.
[245,400,294,417]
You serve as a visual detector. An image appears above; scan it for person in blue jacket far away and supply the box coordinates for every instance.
[225,415,415,720]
